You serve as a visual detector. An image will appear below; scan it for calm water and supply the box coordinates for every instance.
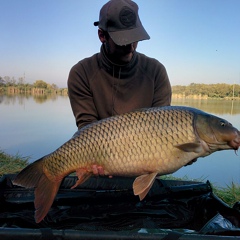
[0,94,239,187]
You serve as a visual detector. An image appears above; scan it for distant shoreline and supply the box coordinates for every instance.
[0,86,68,96]
[172,93,240,100]
[1,87,239,100]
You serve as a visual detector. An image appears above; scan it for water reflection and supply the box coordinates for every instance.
[1,94,239,114]
[0,93,68,105]
[172,98,240,115]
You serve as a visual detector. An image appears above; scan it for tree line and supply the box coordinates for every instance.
[172,83,239,99]
[0,76,66,95]
[1,75,239,99]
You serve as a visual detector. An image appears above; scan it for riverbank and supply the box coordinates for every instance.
[2,91,240,100]
[0,149,239,207]
[172,83,240,100]
[0,86,68,96]
[0,150,29,177]
[1,84,240,100]
[172,93,240,100]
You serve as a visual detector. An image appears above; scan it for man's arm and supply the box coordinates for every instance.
[152,63,172,107]
[67,63,99,129]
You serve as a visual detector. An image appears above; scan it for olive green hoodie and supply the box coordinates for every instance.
[68,45,171,129]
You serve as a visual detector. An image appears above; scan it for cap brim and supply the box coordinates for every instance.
[108,27,150,46]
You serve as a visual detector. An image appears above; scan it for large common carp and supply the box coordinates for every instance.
[13,106,240,223]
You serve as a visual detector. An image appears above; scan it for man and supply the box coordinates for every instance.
[68,0,172,129]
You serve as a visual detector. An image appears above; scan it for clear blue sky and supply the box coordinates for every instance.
[1,0,240,87]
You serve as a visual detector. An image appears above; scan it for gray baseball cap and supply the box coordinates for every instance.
[94,0,150,46]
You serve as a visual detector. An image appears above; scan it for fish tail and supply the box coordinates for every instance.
[13,158,61,223]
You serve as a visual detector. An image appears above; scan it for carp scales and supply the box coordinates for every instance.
[13,106,240,223]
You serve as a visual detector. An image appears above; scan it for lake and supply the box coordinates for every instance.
[0,93,239,187]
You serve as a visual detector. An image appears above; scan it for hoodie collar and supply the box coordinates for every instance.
[98,45,138,79]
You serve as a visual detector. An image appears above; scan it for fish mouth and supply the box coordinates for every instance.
[228,138,240,151]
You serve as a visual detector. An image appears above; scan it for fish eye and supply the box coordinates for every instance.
[220,121,226,127]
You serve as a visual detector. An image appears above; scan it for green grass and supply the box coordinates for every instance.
[0,149,239,207]
[212,182,240,206]
[0,149,29,177]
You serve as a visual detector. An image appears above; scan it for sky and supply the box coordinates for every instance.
[1,0,240,88]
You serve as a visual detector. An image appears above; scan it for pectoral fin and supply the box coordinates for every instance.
[133,172,158,201]
[71,168,92,189]
[174,142,202,153]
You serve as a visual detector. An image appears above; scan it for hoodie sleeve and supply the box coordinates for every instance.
[152,62,172,107]
[67,61,99,129]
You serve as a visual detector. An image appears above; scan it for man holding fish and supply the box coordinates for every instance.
[13,0,240,224]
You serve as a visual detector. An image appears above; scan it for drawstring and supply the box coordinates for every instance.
[111,67,121,116]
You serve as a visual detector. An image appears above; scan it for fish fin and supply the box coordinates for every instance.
[71,168,92,189]
[133,172,158,201]
[13,158,45,188]
[34,173,61,223]
[13,158,62,223]
[174,142,202,153]
[185,158,198,166]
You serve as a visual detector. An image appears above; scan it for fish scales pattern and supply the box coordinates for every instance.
[44,107,197,178]
[12,106,240,223]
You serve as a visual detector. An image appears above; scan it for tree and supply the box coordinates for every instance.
[3,76,11,86]
[51,83,58,90]
[33,80,48,89]
[0,76,5,86]
[10,77,16,85]
[18,77,24,85]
